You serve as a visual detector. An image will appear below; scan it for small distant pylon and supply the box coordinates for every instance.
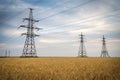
[78,32,87,57]
[100,35,110,57]
[5,50,7,57]
[5,50,10,57]
[8,50,10,57]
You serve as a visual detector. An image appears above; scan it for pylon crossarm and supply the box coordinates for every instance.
[23,18,39,22]
[31,33,40,37]
[21,33,32,36]
[21,33,27,36]
[32,19,39,22]
[23,18,30,22]
[18,25,28,29]
[33,27,43,31]
[34,34,40,37]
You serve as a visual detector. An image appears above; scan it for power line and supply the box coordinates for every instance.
[63,10,120,27]
[3,7,117,39]
[41,21,120,34]
[5,21,118,43]
[41,9,120,32]
[45,8,120,31]
[2,1,120,43]
[38,0,72,14]
[38,0,96,21]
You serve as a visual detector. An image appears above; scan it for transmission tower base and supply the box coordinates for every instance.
[78,55,88,58]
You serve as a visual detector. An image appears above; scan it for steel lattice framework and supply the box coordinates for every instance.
[19,8,42,57]
[101,35,110,57]
[78,33,87,57]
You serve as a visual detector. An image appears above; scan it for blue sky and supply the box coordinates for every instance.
[0,0,120,57]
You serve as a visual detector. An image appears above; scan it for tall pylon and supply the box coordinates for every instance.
[100,35,110,57]
[19,8,42,57]
[78,32,87,57]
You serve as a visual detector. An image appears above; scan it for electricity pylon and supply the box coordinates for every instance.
[19,8,42,57]
[78,32,87,57]
[5,50,7,57]
[8,50,10,57]
[100,35,110,57]
[5,50,10,57]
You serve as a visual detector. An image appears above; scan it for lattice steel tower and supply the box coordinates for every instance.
[78,32,87,57]
[101,35,110,57]
[19,8,42,57]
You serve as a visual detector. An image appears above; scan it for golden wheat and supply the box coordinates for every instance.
[0,58,120,80]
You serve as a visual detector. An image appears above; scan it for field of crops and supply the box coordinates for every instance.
[0,58,120,80]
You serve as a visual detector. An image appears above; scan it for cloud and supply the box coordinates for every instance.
[38,39,64,44]
[2,28,26,37]
[0,42,23,49]
[0,43,6,48]
[38,38,76,44]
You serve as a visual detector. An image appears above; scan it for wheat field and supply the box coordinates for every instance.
[0,58,120,80]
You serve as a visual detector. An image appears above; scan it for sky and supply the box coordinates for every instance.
[0,0,120,57]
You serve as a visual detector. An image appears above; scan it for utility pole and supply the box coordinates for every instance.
[100,35,110,57]
[8,50,10,57]
[78,32,87,57]
[5,50,10,57]
[5,50,7,57]
[19,8,42,57]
